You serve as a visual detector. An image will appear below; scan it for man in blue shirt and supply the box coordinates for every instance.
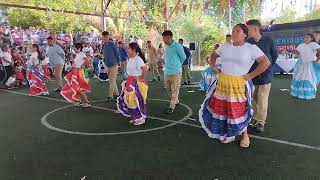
[101,31,120,101]
[162,30,186,114]
[247,19,278,133]
[118,42,128,73]
[178,39,192,85]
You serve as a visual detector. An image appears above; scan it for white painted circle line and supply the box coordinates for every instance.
[41,99,193,136]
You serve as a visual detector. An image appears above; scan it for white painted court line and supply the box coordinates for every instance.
[41,104,192,135]
[2,89,320,151]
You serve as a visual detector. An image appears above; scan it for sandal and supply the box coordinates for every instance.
[240,137,250,148]
[82,102,91,108]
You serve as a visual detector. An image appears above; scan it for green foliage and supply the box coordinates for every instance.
[298,6,320,21]
[264,5,320,24]
[7,8,98,32]
[273,6,297,24]
[128,21,148,39]
[7,8,46,28]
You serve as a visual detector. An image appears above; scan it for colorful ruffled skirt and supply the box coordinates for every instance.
[60,69,91,103]
[291,61,320,100]
[199,73,254,143]
[42,65,50,80]
[27,65,49,96]
[200,67,217,92]
[117,76,148,121]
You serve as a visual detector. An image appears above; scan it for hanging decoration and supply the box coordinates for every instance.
[197,19,204,27]
[230,0,235,8]
[194,3,201,10]
[204,1,210,10]
[183,4,188,12]
[174,5,179,14]
[220,0,227,10]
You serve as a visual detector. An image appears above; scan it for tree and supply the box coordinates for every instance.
[273,6,297,24]
[128,21,148,40]
[298,5,320,21]
[7,8,45,28]
[6,8,99,32]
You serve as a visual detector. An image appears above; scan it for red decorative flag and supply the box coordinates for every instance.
[230,0,235,8]
[194,3,201,10]
[183,4,187,12]
[221,0,227,9]
[174,5,179,14]
[204,2,209,10]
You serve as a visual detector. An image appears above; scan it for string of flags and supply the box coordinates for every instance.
[125,0,260,16]
[86,0,261,18]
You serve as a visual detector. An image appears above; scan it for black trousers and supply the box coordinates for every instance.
[3,65,13,85]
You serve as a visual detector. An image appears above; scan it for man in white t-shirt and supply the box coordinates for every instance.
[0,46,14,85]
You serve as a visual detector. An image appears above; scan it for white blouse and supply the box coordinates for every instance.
[215,43,265,76]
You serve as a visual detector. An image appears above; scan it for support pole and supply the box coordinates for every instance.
[228,0,232,33]
[101,0,105,31]
[164,0,168,30]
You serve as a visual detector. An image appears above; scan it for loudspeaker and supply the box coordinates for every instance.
[189,43,195,50]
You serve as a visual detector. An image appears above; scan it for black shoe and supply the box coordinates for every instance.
[182,82,188,85]
[249,120,257,127]
[255,123,265,133]
[106,97,114,102]
[55,88,61,93]
[187,81,191,85]
[151,79,156,82]
[157,76,161,81]
[165,108,174,114]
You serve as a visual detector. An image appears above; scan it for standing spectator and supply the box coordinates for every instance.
[313,31,320,45]
[83,43,94,57]
[46,36,65,92]
[162,30,186,114]
[247,19,278,133]
[157,43,165,67]
[118,42,128,73]
[226,34,232,44]
[101,31,120,101]
[12,30,22,46]
[178,39,192,85]
[146,40,160,81]
[0,46,14,86]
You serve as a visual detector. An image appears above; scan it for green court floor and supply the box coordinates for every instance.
[0,72,319,180]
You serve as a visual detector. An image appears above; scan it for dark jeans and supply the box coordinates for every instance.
[92,57,100,76]
[3,65,13,85]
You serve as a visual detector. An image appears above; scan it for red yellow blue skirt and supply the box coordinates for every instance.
[117,76,148,120]
[27,65,49,96]
[60,69,91,103]
[199,73,254,143]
